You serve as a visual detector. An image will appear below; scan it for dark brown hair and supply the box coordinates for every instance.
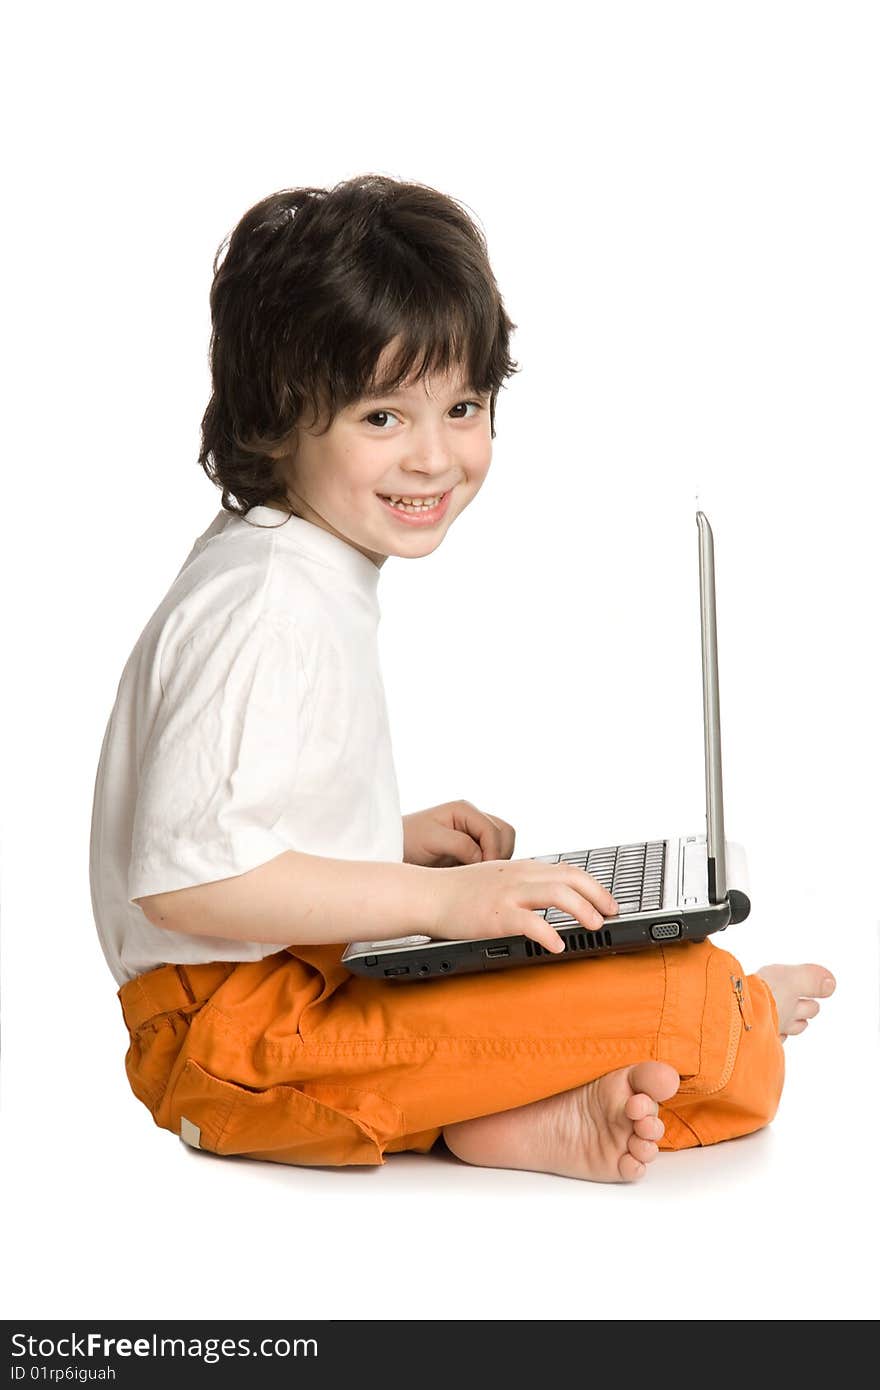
[197,173,520,518]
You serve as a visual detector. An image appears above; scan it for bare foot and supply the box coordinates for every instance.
[756,963,836,1041]
[442,1060,680,1183]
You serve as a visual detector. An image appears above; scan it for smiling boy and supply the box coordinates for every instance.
[90,174,834,1182]
[265,361,492,564]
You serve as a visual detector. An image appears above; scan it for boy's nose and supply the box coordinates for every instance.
[394,471,459,490]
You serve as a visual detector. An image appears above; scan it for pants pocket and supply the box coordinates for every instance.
[123,1014,190,1115]
[165,1057,396,1167]
[676,949,745,1098]
[663,951,785,1148]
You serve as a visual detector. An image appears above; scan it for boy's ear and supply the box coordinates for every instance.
[267,430,299,461]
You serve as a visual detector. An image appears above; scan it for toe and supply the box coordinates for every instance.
[625,1093,659,1123]
[633,1115,665,1142]
[795,965,836,998]
[628,1061,680,1107]
[794,998,820,1021]
[627,1135,659,1165]
[618,1152,647,1182]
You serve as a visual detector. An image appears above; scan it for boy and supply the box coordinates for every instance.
[90,174,835,1182]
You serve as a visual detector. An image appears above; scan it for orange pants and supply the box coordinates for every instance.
[117,938,785,1165]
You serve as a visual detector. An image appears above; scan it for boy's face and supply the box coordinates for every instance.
[268,343,493,567]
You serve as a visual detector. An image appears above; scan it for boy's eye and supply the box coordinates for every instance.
[362,401,484,429]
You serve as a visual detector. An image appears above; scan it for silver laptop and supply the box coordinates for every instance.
[342,511,751,983]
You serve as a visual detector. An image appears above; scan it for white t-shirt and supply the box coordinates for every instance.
[89,505,404,986]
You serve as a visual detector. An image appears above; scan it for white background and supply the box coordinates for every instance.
[2,0,878,1323]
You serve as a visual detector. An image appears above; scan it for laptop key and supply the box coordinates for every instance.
[547,910,578,926]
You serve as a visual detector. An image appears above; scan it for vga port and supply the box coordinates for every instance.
[650,922,682,941]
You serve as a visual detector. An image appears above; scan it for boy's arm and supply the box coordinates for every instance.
[133,849,438,945]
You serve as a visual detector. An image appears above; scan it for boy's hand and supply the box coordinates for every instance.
[427,859,620,956]
[402,800,515,868]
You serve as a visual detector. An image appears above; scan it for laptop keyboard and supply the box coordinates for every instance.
[533,841,666,924]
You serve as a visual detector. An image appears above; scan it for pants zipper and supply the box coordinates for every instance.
[732,975,753,1031]
[677,972,746,1097]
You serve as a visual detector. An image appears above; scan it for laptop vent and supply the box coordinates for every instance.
[525,930,612,958]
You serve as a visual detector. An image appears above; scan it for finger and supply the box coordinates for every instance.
[564,867,620,917]
[512,908,567,954]
[522,883,607,932]
[427,828,484,866]
[480,812,517,860]
[452,801,509,862]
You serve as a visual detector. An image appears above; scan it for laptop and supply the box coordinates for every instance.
[342,510,751,983]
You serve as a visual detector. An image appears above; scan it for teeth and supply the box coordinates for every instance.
[382,494,443,509]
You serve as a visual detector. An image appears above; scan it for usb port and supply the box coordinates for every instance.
[485,945,510,959]
[384,965,410,976]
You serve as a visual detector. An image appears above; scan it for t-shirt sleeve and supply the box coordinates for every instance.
[127,612,308,902]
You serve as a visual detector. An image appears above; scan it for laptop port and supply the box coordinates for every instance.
[650,922,682,941]
[485,945,510,959]
[384,965,410,976]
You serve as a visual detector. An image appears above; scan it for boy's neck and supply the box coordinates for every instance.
[263,501,387,569]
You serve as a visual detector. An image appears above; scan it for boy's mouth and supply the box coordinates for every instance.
[376,490,452,524]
